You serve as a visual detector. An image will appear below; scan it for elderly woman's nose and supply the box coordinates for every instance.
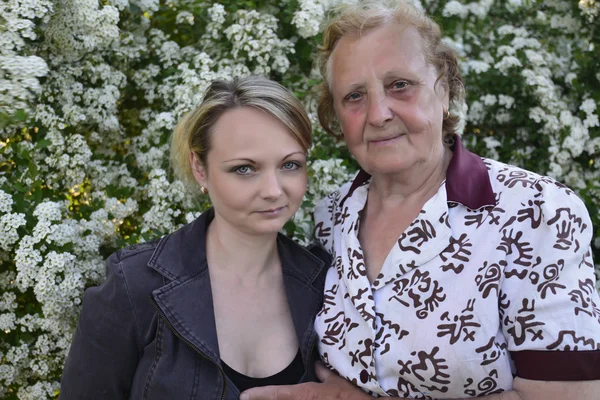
[367,91,393,127]
[260,170,283,199]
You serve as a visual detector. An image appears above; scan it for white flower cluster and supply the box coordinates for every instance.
[0,190,27,251]
[579,0,600,22]
[44,0,119,63]
[293,158,352,244]
[141,169,186,234]
[455,1,600,192]
[223,9,295,75]
[42,131,93,188]
[292,0,342,38]
[308,158,352,201]
[443,0,494,19]
[176,11,194,25]
[0,0,52,116]
[132,0,160,13]
[1,0,598,397]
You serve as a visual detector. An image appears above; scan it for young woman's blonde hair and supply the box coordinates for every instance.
[171,76,312,190]
[317,0,464,144]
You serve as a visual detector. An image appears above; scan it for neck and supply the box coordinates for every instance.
[206,213,280,281]
[368,145,452,212]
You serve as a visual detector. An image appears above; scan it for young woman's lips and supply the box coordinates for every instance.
[256,206,286,217]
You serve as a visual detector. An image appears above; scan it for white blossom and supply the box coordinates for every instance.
[176,11,194,25]
[0,190,13,213]
[1,0,599,396]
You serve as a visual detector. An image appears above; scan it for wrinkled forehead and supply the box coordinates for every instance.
[327,23,432,90]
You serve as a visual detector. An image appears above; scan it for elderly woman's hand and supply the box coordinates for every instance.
[240,362,375,400]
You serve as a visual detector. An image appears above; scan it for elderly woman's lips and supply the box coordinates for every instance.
[369,134,404,145]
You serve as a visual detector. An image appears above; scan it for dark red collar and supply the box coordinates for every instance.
[341,135,496,210]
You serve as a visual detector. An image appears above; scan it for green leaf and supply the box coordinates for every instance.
[35,139,51,150]
[12,193,26,213]
[0,112,11,129]
[13,182,28,193]
[28,161,38,178]
[13,109,28,122]
[16,146,31,161]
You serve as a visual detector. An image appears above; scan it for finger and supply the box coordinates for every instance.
[315,361,335,382]
[240,385,293,400]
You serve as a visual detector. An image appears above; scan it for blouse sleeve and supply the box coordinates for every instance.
[60,252,141,399]
[499,178,600,381]
[313,190,340,256]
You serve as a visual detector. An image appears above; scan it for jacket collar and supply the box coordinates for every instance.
[341,135,496,210]
[147,208,324,365]
[148,207,324,284]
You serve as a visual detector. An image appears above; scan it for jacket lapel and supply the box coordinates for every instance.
[147,209,221,362]
[277,236,325,365]
[147,208,326,367]
[150,266,221,363]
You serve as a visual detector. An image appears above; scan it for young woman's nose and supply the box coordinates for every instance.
[260,170,283,200]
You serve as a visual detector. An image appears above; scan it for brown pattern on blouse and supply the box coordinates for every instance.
[314,140,600,398]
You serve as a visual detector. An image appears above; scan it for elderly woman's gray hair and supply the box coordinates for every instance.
[317,0,464,145]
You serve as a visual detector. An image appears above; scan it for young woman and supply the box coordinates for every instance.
[60,77,329,399]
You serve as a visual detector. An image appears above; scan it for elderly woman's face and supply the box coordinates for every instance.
[329,23,449,177]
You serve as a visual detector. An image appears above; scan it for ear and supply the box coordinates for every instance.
[438,78,450,110]
[190,151,207,188]
[442,85,450,110]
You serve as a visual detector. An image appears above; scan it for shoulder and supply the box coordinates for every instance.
[314,178,356,224]
[485,158,588,212]
[484,158,592,246]
[113,238,161,263]
[103,237,165,302]
[278,234,330,269]
[109,237,162,272]
[278,234,330,290]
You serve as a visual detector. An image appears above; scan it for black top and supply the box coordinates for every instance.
[221,350,304,392]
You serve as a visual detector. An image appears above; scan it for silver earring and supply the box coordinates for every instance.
[200,186,208,195]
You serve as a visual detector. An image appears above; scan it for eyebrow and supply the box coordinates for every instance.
[341,70,419,90]
[222,151,306,164]
[344,83,366,92]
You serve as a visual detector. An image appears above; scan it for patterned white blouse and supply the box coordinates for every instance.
[313,136,600,398]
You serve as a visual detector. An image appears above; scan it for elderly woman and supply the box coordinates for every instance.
[241,1,600,399]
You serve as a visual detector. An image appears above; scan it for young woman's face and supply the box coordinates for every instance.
[192,107,307,236]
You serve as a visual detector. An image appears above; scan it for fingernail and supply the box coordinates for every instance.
[240,393,248,400]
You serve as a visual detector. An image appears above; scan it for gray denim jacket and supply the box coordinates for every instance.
[60,208,329,400]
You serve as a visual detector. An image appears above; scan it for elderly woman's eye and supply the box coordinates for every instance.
[345,92,362,102]
[391,81,409,90]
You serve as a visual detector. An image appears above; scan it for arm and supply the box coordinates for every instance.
[60,252,141,399]
[242,182,600,399]
[241,363,600,400]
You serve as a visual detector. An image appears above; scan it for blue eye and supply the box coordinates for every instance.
[232,165,253,175]
[282,161,301,171]
[345,92,362,102]
[391,81,408,90]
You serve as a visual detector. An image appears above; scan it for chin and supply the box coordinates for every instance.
[359,152,414,175]
[369,162,414,176]
[251,217,289,234]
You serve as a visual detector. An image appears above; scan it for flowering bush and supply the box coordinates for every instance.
[0,0,598,398]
